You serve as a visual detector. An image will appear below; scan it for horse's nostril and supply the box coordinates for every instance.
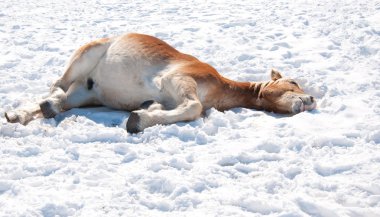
[310,96,314,102]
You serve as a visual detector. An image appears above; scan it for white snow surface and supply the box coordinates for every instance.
[1,0,380,216]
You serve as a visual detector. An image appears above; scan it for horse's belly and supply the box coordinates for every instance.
[92,68,163,111]
[96,86,156,111]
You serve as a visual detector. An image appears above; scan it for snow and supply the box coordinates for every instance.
[0,0,380,216]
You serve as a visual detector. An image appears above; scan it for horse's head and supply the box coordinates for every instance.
[259,69,316,114]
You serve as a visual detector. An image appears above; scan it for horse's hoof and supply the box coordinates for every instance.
[4,110,29,125]
[126,112,142,134]
[5,111,19,123]
[40,101,59,119]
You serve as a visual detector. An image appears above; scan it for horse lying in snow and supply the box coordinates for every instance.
[5,33,316,133]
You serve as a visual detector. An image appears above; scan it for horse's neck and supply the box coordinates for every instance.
[212,78,267,111]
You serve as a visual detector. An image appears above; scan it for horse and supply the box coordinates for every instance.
[5,33,316,133]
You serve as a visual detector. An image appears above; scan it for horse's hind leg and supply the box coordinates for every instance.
[5,38,111,125]
[40,78,99,116]
[5,104,42,125]
[5,78,99,125]
[61,79,99,110]
[5,79,68,125]
[39,80,68,119]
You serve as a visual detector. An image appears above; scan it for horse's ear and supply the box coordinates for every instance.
[271,69,283,81]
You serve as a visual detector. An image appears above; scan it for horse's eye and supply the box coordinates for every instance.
[289,81,298,86]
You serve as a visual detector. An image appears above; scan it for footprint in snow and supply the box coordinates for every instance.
[237,54,254,61]
[184,27,199,32]
[274,42,292,48]
[314,163,353,177]
[0,182,12,195]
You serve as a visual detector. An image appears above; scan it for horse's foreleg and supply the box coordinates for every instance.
[127,98,202,133]
[40,79,99,117]
[126,75,202,133]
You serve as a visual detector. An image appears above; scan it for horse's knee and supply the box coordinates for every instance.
[175,100,202,121]
[186,100,202,119]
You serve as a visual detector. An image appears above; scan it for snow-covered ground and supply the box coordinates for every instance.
[1,0,380,216]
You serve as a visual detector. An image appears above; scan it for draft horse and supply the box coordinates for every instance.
[5,33,316,133]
